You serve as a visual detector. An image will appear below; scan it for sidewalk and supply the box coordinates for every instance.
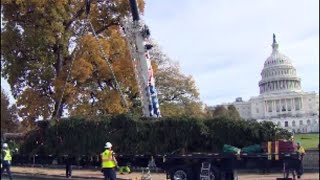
[11,166,166,180]
[9,166,320,180]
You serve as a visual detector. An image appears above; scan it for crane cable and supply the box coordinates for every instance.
[87,21,129,109]
[54,0,128,119]
[54,20,89,119]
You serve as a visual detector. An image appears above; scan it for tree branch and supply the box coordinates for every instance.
[64,5,86,31]
[95,20,120,35]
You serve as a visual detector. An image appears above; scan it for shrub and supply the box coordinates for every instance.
[20,115,290,156]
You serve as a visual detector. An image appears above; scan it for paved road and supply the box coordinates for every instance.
[2,177,34,180]
[1,174,74,180]
[3,172,320,180]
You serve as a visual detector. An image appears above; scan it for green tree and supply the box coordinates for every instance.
[1,88,19,136]
[227,105,241,120]
[208,105,242,120]
[20,115,291,155]
[210,105,228,118]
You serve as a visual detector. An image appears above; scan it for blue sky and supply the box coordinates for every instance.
[143,0,319,105]
[1,0,319,107]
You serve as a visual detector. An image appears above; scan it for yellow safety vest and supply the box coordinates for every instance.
[297,146,305,154]
[4,149,12,161]
[101,149,116,168]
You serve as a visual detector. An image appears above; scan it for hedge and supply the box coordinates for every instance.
[19,114,290,156]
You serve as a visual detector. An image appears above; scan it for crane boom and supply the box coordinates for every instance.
[124,0,161,117]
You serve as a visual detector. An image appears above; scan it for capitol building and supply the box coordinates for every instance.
[230,34,319,133]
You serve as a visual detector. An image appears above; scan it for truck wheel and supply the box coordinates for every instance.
[209,166,221,180]
[170,166,193,180]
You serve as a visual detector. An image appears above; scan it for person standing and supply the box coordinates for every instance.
[101,142,118,180]
[1,143,13,180]
[285,135,299,179]
[65,155,72,178]
[296,141,306,178]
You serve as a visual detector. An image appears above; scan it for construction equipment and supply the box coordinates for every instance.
[54,1,304,179]
[122,0,161,117]
[56,0,160,118]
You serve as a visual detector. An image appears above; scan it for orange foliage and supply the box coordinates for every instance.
[17,88,52,121]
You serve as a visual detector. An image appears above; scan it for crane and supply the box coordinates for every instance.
[83,0,161,118]
[122,0,161,118]
[55,0,161,119]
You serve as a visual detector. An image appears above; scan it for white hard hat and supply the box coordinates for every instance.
[105,142,112,149]
[3,143,8,148]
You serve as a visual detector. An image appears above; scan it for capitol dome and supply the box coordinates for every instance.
[259,34,301,94]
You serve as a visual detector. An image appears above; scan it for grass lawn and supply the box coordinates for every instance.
[294,133,319,150]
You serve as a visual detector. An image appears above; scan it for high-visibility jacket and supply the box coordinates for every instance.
[101,149,116,168]
[3,149,12,161]
[297,146,305,154]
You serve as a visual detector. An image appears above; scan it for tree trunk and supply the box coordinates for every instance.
[52,43,64,119]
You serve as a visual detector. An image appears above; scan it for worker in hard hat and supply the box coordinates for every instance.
[296,141,305,178]
[101,142,118,180]
[286,141,306,180]
[290,135,298,152]
[1,143,13,180]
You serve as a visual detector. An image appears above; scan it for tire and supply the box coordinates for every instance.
[209,166,221,180]
[224,170,237,180]
[169,166,194,180]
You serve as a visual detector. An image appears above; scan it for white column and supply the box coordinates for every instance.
[285,98,288,112]
[265,101,267,113]
[272,82,275,90]
[272,100,275,112]
[289,81,293,89]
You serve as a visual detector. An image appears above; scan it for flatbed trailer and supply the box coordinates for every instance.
[117,152,302,180]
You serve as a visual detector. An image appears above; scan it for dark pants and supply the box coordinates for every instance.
[66,164,72,177]
[296,161,304,176]
[285,169,296,179]
[1,163,13,180]
[102,168,116,180]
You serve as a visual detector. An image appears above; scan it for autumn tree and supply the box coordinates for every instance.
[209,105,242,120]
[149,42,208,118]
[1,0,145,121]
[1,0,208,122]
[1,88,19,136]
[210,105,228,118]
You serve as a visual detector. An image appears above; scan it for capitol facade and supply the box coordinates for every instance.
[230,34,319,133]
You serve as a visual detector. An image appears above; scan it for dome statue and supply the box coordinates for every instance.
[259,34,301,94]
